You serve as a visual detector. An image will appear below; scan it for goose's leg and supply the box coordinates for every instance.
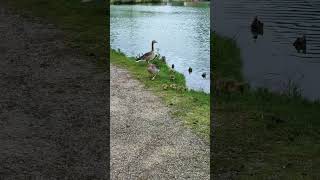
[152,74,156,80]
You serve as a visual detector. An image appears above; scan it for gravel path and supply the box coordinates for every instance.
[0,5,109,179]
[111,65,210,179]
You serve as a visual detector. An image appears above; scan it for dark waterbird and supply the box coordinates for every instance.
[171,64,175,69]
[188,67,192,74]
[251,16,264,37]
[202,72,207,79]
[293,35,306,54]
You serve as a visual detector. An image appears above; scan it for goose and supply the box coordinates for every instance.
[188,67,192,73]
[137,40,158,63]
[293,35,306,53]
[251,16,263,34]
[147,64,160,80]
[171,64,175,69]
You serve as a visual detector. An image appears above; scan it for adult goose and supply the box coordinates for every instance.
[137,40,158,63]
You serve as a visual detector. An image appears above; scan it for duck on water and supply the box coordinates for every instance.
[293,35,306,54]
[251,16,264,40]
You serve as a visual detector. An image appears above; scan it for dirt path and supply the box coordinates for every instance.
[0,5,108,179]
[111,65,210,179]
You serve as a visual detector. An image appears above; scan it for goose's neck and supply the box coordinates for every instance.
[151,42,154,51]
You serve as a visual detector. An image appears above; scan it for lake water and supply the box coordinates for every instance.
[111,3,210,93]
[212,0,320,100]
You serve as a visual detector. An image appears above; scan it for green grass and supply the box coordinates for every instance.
[111,49,210,139]
[2,0,108,69]
[212,32,243,81]
[212,33,320,178]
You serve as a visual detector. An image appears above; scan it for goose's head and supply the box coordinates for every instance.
[152,40,158,44]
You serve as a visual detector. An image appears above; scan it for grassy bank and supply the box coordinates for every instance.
[212,33,320,178]
[2,0,108,69]
[111,49,210,139]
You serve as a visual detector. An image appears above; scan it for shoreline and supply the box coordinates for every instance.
[111,49,210,140]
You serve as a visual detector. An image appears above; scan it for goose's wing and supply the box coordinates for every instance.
[137,51,152,60]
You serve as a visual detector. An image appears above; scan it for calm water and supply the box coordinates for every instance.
[111,4,210,93]
[212,0,320,100]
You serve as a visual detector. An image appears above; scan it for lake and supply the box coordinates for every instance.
[111,3,210,93]
[212,0,320,100]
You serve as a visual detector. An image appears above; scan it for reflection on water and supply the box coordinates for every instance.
[111,4,210,93]
[212,0,320,100]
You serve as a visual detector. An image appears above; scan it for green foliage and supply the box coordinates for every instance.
[212,32,243,81]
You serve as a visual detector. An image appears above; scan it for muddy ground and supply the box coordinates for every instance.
[0,5,109,179]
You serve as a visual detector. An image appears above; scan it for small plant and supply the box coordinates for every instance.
[116,48,125,56]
